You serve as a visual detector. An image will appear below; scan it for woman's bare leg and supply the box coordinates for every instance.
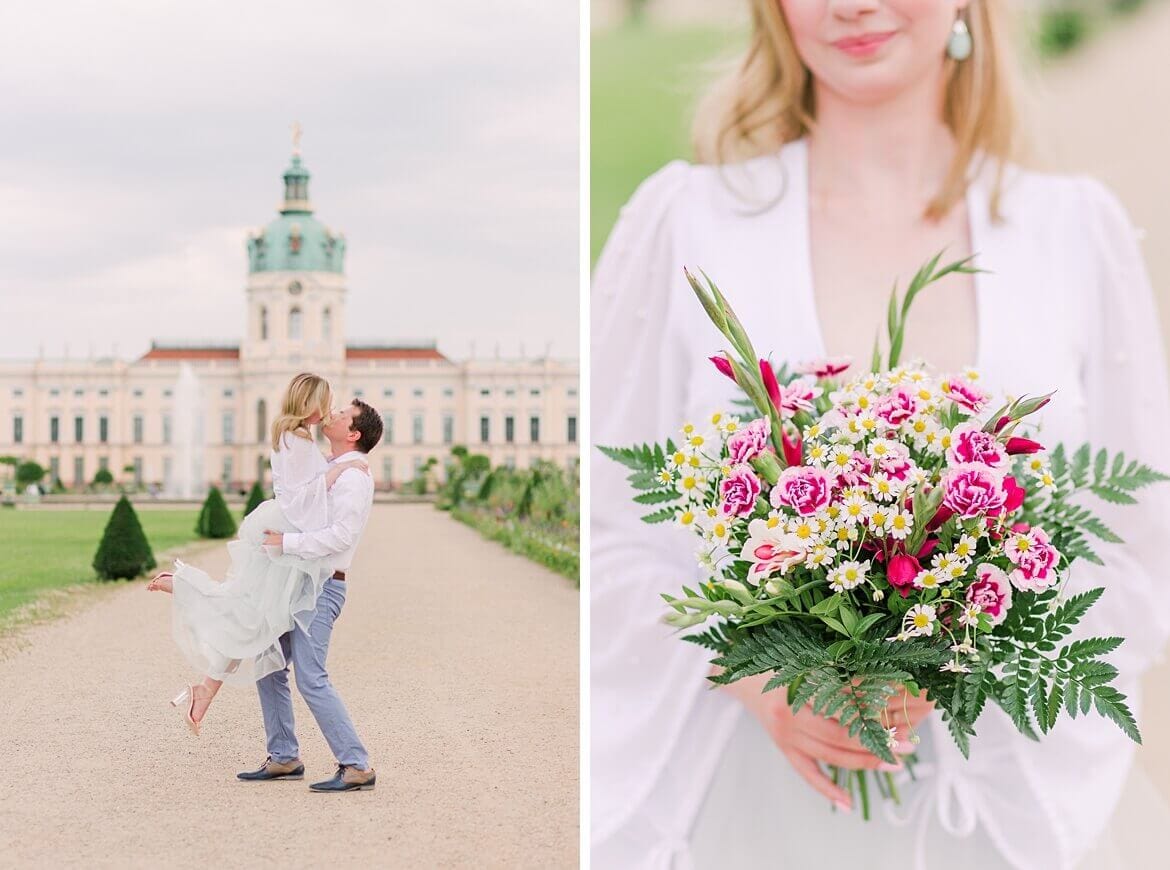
[190,677,223,724]
[146,572,174,593]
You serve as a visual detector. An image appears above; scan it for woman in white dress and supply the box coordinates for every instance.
[147,373,368,734]
[592,2,1170,868]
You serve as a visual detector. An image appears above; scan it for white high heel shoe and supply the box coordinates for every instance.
[170,685,201,736]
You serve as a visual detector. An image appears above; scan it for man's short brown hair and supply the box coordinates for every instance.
[349,399,383,454]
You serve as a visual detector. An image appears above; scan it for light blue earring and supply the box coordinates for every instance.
[947,15,973,61]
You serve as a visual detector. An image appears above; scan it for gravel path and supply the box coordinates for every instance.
[0,504,578,868]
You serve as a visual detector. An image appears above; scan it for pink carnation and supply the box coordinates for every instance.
[943,378,988,413]
[967,564,1013,626]
[835,451,873,490]
[877,441,914,482]
[777,378,822,419]
[770,466,834,516]
[797,356,852,379]
[874,387,918,427]
[720,466,762,518]
[947,422,1008,470]
[941,463,1007,519]
[1005,528,1060,592]
[727,417,771,465]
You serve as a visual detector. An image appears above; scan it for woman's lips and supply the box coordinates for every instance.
[831,30,897,58]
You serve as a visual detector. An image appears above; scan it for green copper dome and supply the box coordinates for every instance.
[246,153,346,274]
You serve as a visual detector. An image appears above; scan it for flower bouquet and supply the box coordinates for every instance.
[600,254,1167,819]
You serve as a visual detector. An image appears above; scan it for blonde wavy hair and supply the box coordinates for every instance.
[271,372,332,451]
[693,0,1023,220]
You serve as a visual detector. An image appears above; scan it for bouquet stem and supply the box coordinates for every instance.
[828,757,916,821]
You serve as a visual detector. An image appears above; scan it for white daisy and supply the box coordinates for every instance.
[953,534,979,561]
[913,569,944,590]
[828,559,870,592]
[888,509,914,541]
[958,604,982,628]
[905,603,937,637]
[841,492,869,526]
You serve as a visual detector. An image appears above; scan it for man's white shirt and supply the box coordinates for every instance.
[282,450,374,571]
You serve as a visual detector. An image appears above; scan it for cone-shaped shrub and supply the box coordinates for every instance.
[197,486,237,539]
[93,496,157,580]
[244,481,266,517]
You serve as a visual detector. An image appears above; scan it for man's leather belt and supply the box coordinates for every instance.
[331,570,346,581]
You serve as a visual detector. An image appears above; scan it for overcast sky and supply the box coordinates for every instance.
[0,1,579,362]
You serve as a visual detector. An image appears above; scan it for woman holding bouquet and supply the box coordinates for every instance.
[592,1,1170,867]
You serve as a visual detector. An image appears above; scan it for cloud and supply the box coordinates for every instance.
[0,0,579,361]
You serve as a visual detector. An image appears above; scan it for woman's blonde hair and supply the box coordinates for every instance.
[693,0,1022,220]
[271,372,332,451]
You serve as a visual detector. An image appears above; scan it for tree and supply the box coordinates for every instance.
[15,461,45,489]
[91,468,115,488]
[93,495,157,580]
[196,486,237,538]
[244,481,266,517]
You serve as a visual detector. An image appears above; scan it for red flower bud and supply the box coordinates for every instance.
[781,428,803,467]
[888,554,920,597]
[1006,437,1044,455]
[710,355,736,383]
[760,359,782,409]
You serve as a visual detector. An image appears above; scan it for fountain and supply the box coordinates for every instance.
[167,362,206,499]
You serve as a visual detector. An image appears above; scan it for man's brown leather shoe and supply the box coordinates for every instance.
[309,764,376,792]
[237,756,305,781]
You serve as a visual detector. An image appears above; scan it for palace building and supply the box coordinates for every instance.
[0,148,578,493]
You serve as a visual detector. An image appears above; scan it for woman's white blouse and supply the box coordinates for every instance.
[270,431,330,532]
[590,138,1170,869]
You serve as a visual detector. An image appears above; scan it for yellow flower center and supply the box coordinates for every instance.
[913,614,930,628]
[767,515,781,529]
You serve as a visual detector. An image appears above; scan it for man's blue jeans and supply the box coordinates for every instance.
[256,577,369,769]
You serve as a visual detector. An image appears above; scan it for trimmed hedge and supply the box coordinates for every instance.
[244,481,266,517]
[196,486,237,539]
[93,496,157,581]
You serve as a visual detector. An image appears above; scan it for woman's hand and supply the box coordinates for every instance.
[325,460,370,489]
[718,670,934,811]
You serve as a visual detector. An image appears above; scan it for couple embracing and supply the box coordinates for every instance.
[148,372,383,793]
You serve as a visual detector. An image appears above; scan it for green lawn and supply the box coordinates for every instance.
[0,508,202,617]
[591,22,745,264]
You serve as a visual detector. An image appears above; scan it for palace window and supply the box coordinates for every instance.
[133,415,144,445]
[289,307,303,341]
[99,415,109,443]
[74,415,84,443]
[442,414,454,445]
[222,411,235,444]
[13,415,23,444]
[505,416,515,444]
[162,414,172,445]
[260,306,269,340]
[73,457,84,487]
[479,415,490,444]
[50,415,60,443]
[568,416,577,444]
[530,416,541,444]
[322,307,332,342]
[257,400,267,444]
[382,414,394,445]
[412,413,424,445]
